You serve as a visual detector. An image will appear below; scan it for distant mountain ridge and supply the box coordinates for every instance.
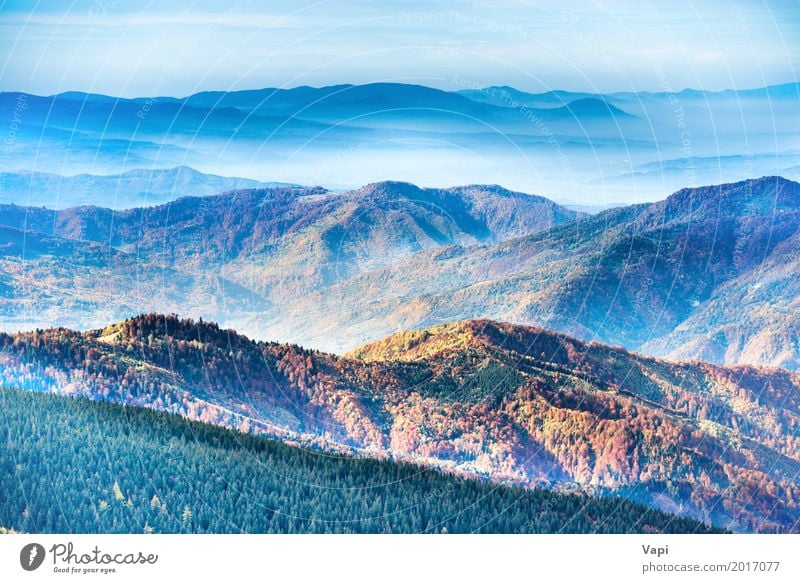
[3,80,797,202]
[2,313,799,531]
[0,166,296,209]
[44,80,800,110]
[459,82,800,105]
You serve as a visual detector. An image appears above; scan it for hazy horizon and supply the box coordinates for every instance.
[4,78,800,100]
[1,0,797,97]
[1,1,797,204]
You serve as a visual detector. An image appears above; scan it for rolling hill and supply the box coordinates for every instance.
[1,314,798,532]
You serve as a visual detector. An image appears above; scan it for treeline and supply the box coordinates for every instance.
[0,387,720,534]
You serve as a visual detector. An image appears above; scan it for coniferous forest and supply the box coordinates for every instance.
[0,387,720,534]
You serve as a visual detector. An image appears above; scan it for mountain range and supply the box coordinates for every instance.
[1,313,798,532]
[2,81,798,201]
[1,175,798,370]
[0,180,579,334]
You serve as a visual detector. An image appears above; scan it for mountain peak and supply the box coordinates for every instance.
[449,184,521,197]
[562,97,632,118]
[348,319,583,363]
[350,182,556,205]
[347,320,482,361]
[655,175,800,222]
[93,313,239,346]
[351,181,425,198]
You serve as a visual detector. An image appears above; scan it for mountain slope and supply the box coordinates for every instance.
[535,176,800,348]
[267,176,800,362]
[641,227,800,369]
[0,386,719,534]
[0,224,269,332]
[0,181,580,324]
[2,314,798,532]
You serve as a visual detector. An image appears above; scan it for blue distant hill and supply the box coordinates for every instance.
[1,81,797,202]
[0,166,296,209]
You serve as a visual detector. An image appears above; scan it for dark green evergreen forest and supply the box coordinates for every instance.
[0,387,721,534]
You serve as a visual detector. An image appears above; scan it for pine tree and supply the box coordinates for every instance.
[112,481,124,502]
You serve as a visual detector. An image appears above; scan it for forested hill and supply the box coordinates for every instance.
[0,387,719,534]
[2,314,800,531]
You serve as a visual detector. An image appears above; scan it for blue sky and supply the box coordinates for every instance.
[0,0,798,97]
